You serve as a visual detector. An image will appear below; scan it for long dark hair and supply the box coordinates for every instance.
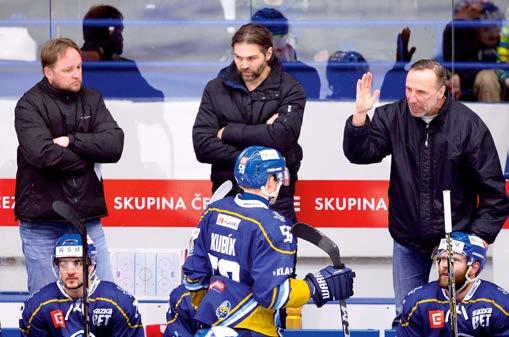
[232,23,275,64]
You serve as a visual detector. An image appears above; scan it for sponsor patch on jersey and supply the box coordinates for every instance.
[216,300,231,319]
[216,213,241,230]
[428,310,444,328]
[50,309,66,328]
[209,279,226,293]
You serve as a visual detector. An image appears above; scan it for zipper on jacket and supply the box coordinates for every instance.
[424,124,430,147]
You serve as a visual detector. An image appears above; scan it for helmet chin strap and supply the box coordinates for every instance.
[261,182,281,205]
[456,265,479,293]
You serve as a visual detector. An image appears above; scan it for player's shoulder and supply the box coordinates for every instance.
[476,280,509,302]
[94,280,137,304]
[402,281,439,309]
[22,283,63,317]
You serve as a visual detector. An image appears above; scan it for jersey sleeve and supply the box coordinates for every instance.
[164,285,198,337]
[19,293,51,337]
[250,220,297,309]
[397,291,424,337]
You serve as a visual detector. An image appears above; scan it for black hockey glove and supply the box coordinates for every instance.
[304,265,355,308]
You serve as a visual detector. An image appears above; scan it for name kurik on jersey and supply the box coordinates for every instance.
[210,233,236,256]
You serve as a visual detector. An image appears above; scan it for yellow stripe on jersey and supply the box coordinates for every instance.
[209,207,296,255]
[21,298,73,333]
[268,287,278,309]
[90,297,143,329]
[400,298,449,327]
[166,291,191,324]
[287,279,311,308]
[190,289,207,308]
[463,298,509,316]
[235,305,279,337]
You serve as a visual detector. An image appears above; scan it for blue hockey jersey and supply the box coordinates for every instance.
[20,279,144,337]
[163,284,199,337]
[398,279,509,337]
[182,193,305,336]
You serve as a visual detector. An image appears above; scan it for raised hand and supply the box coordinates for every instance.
[396,27,416,63]
[353,72,379,126]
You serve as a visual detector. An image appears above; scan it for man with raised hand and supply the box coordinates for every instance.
[343,59,509,327]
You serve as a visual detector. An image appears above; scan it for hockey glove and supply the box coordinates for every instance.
[304,265,355,308]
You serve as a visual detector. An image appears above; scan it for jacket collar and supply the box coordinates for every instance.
[222,58,283,92]
[39,77,81,101]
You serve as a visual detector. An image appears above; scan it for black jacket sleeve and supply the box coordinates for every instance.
[15,97,89,173]
[69,95,124,163]
[466,119,509,244]
[221,81,306,152]
[192,83,243,164]
[343,108,392,164]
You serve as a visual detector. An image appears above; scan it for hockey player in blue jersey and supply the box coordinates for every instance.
[397,231,509,336]
[177,145,355,337]
[20,233,145,337]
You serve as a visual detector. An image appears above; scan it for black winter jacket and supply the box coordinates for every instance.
[14,78,124,222]
[192,61,306,220]
[343,93,508,253]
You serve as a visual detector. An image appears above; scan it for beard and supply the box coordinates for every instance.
[438,271,467,290]
[239,61,267,82]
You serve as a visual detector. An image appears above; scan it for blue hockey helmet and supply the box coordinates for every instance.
[53,233,97,267]
[234,146,289,189]
[434,231,487,273]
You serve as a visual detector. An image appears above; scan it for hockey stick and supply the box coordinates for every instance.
[52,201,90,337]
[291,222,350,337]
[209,180,233,204]
[442,191,458,337]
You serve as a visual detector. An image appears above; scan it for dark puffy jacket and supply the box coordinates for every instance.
[192,61,306,220]
[14,78,124,222]
[343,93,509,253]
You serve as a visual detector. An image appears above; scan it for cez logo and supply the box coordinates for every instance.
[428,310,445,328]
[50,309,66,328]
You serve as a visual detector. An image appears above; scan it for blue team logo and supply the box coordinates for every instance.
[215,300,231,319]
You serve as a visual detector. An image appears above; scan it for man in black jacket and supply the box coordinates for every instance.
[343,59,508,327]
[192,23,306,223]
[14,37,124,294]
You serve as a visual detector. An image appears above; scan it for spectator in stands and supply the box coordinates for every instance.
[380,27,416,100]
[251,7,321,99]
[81,4,164,101]
[20,233,144,337]
[397,232,509,336]
[14,37,123,293]
[192,23,306,223]
[342,59,509,327]
[442,0,505,101]
[495,25,509,101]
[326,50,369,100]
